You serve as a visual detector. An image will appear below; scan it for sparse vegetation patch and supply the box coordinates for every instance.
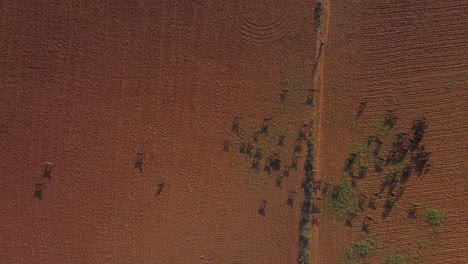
[354,239,377,257]
[298,138,315,264]
[426,208,445,227]
[325,178,357,219]
[340,238,377,264]
[384,254,406,264]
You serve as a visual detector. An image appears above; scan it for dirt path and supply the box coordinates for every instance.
[310,0,330,263]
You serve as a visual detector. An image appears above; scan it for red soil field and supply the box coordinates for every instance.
[1,1,467,264]
[1,1,317,263]
[313,0,467,263]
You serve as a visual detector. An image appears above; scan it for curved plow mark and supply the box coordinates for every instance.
[239,4,296,45]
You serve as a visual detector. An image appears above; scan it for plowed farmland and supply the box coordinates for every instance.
[0,1,317,263]
[313,0,467,263]
[1,1,466,264]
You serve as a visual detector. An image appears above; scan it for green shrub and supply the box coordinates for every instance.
[340,238,377,263]
[339,248,358,264]
[298,136,315,264]
[354,239,377,257]
[300,228,311,240]
[327,179,357,219]
[388,97,400,105]
[390,163,405,176]
[384,254,406,264]
[351,145,366,156]
[426,209,445,226]
[299,251,311,264]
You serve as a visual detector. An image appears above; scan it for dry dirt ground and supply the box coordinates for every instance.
[1,1,467,264]
[313,0,467,263]
[0,1,316,263]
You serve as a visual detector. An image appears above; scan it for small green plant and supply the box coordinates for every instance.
[415,13,433,30]
[391,163,406,174]
[354,239,377,257]
[278,104,286,113]
[371,118,393,136]
[426,209,445,227]
[339,238,377,264]
[445,80,457,89]
[331,112,338,124]
[417,240,431,250]
[351,145,366,156]
[280,79,290,88]
[326,178,357,219]
[371,118,385,129]
[299,251,311,264]
[349,144,370,164]
[416,240,432,256]
[384,254,406,264]
[347,144,372,176]
[388,97,400,105]
[382,64,395,74]
[351,121,364,133]
[300,227,311,240]
[339,248,358,264]
[385,163,407,181]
